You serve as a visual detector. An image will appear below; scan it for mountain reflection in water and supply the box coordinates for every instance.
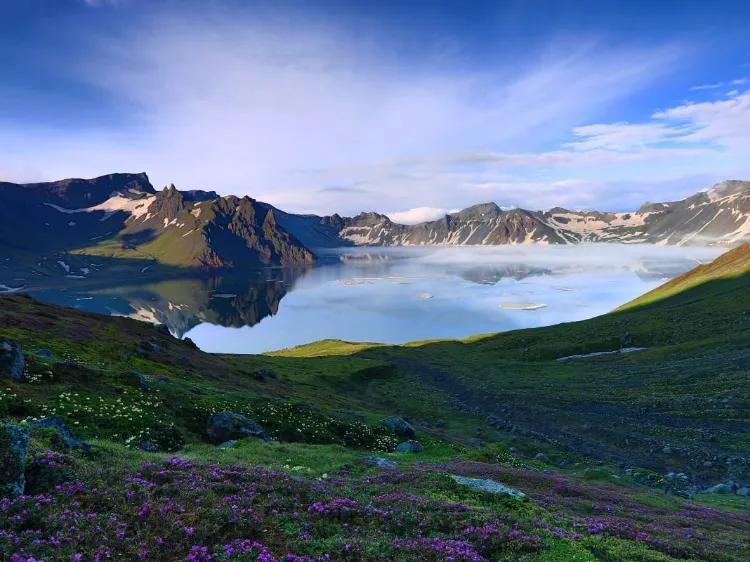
[27,245,722,353]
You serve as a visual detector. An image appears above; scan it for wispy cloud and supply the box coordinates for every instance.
[690,78,747,91]
[386,207,459,224]
[82,0,123,7]
[3,4,747,216]
[0,5,686,213]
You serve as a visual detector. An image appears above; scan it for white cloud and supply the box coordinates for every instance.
[690,82,724,91]
[689,78,747,91]
[0,6,684,215]
[386,207,459,224]
[3,5,748,217]
[653,90,750,150]
[565,123,690,151]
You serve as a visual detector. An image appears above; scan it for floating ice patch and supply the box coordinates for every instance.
[556,347,647,361]
[499,302,547,310]
[0,284,24,293]
[418,292,433,300]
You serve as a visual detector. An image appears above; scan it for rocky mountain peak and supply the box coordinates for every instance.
[452,202,503,220]
[705,180,750,201]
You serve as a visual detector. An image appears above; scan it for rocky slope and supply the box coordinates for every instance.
[334,180,750,247]
[3,174,750,281]
[82,184,314,268]
[0,173,313,274]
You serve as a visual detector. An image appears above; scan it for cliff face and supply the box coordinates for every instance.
[0,175,313,270]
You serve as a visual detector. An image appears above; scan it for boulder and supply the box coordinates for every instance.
[360,456,398,470]
[0,340,25,382]
[218,440,238,449]
[137,441,158,453]
[28,417,91,453]
[395,440,423,454]
[131,371,151,391]
[136,338,163,356]
[182,337,198,350]
[206,411,268,445]
[381,417,415,439]
[534,452,550,463]
[32,349,53,358]
[0,423,29,496]
[703,482,735,495]
[664,472,695,498]
[449,474,526,499]
[736,487,749,497]
[51,361,99,383]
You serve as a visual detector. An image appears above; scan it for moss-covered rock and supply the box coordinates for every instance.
[0,422,29,496]
[0,339,25,382]
[206,411,268,444]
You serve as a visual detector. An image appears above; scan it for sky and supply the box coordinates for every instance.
[1,0,749,222]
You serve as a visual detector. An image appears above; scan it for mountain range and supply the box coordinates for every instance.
[333,179,750,246]
[1,173,749,276]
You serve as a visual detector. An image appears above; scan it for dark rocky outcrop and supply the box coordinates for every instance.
[0,340,25,382]
[0,423,29,496]
[50,361,100,384]
[29,417,92,453]
[360,456,398,470]
[395,440,423,453]
[206,411,268,445]
[137,441,158,453]
[381,417,416,439]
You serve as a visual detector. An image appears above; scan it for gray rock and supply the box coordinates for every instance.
[381,417,415,438]
[703,482,735,494]
[206,411,268,445]
[0,423,29,496]
[136,338,163,356]
[218,440,238,449]
[28,417,91,453]
[0,340,25,382]
[137,441,158,452]
[662,445,673,454]
[33,349,53,358]
[449,474,526,499]
[360,456,398,470]
[664,472,695,498]
[736,487,749,497]
[395,440,423,454]
[534,452,550,463]
[131,371,151,391]
[435,419,445,428]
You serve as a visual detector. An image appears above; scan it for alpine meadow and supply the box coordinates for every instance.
[1,2,749,561]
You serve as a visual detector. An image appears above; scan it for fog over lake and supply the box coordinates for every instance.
[30,244,720,354]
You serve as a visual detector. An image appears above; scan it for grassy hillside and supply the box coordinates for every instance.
[0,244,749,560]
[620,241,750,309]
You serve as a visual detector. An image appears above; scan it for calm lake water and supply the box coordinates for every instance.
[31,245,721,354]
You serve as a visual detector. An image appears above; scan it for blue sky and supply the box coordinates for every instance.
[1,0,749,220]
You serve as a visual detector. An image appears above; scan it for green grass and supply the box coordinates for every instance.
[2,244,750,559]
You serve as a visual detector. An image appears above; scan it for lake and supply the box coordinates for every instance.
[29,244,721,354]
